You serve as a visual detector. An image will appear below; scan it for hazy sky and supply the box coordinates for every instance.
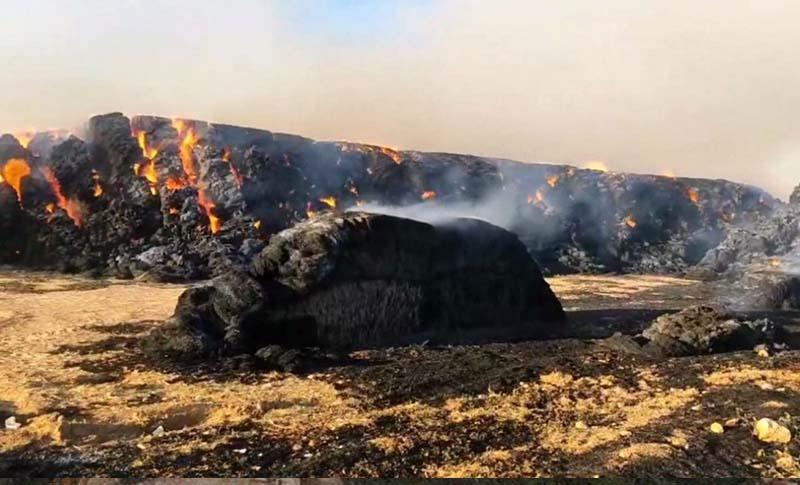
[2,0,799,198]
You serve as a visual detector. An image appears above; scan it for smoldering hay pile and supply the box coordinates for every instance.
[149,211,566,365]
[0,111,786,282]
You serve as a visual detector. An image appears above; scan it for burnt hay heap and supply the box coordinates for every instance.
[0,112,790,282]
[150,211,566,363]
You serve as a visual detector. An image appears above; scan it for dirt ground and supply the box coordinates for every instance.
[0,270,798,478]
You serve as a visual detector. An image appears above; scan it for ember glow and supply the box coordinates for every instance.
[223,149,243,187]
[687,187,700,206]
[527,190,544,205]
[42,167,82,226]
[421,190,437,200]
[1,158,32,203]
[583,160,609,172]
[546,175,560,188]
[319,196,337,209]
[165,177,187,191]
[92,170,103,197]
[623,214,637,228]
[379,146,402,165]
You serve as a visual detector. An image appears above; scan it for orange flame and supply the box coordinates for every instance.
[306,201,317,219]
[173,120,199,184]
[768,257,781,267]
[319,196,337,209]
[1,158,32,203]
[197,188,220,234]
[379,146,402,164]
[13,132,34,149]
[168,207,180,215]
[45,202,55,214]
[133,131,159,194]
[623,214,637,228]
[133,161,158,195]
[421,190,437,200]
[546,175,560,188]
[254,220,262,230]
[92,170,103,197]
[42,167,82,226]
[165,177,187,191]
[687,187,700,206]
[527,191,544,205]
[134,131,159,160]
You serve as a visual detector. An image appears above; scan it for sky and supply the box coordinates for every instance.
[2,0,799,198]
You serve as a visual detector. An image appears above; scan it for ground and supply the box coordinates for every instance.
[0,270,798,478]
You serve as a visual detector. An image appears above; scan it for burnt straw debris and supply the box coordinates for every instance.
[147,211,565,367]
[604,305,785,358]
[0,112,791,281]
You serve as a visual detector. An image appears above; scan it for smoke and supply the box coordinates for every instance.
[2,1,800,198]
[349,191,521,230]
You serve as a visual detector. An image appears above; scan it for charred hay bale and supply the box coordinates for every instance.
[48,137,97,202]
[362,153,503,206]
[196,146,244,216]
[152,212,565,357]
[206,123,273,149]
[237,147,308,232]
[88,113,142,185]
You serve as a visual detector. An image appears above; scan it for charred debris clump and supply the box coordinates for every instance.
[0,111,791,282]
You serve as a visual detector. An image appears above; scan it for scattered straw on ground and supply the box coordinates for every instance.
[0,271,798,478]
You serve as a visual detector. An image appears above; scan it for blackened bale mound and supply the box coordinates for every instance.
[154,212,565,356]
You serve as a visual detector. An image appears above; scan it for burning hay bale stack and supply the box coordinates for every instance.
[689,196,800,310]
[149,212,565,366]
[498,160,776,274]
[0,111,786,280]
